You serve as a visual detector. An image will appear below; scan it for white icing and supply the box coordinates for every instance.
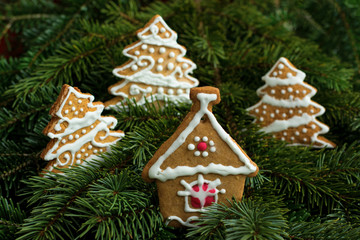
[135,50,140,55]
[80,108,83,112]
[131,65,138,71]
[82,129,86,134]
[160,27,166,33]
[167,62,174,70]
[202,151,208,157]
[290,137,294,140]
[209,140,214,146]
[288,87,293,92]
[177,174,225,212]
[71,107,75,111]
[168,89,174,95]
[148,93,257,181]
[177,89,183,95]
[263,105,267,109]
[283,132,287,136]
[169,52,175,58]
[255,109,259,113]
[270,89,275,94]
[279,71,282,74]
[295,131,300,136]
[141,44,147,50]
[210,147,216,152]
[188,144,195,150]
[54,124,61,131]
[194,151,200,156]
[159,47,166,53]
[158,58,164,63]
[76,160,81,164]
[42,86,124,168]
[262,114,313,133]
[202,136,208,141]
[194,136,200,142]
[262,111,266,114]
[76,154,81,159]
[78,100,82,103]
[158,87,164,94]
[64,110,69,114]
[281,90,286,94]
[166,216,199,227]
[281,137,285,141]
[270,113,275,118]
[282,113,286,118]
[259,117,264,121]
[68,101,72,105]
[165,32,170,37]
[74,111,79,115]
[156,65,163,71]
[303,138,307,141]
[149,47,154,53]
[81,149,85,153]
[278,63,284,69]
[302,128,307,133]
[94,150,98,153]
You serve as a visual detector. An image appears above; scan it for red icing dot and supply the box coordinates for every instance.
[197,142,207,151]
[190,183,216,208]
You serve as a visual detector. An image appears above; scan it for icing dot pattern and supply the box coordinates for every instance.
[188,136,216,157]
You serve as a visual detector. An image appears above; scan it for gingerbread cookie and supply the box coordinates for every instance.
[105,15,199,109]
[41,84,124,174]
[247,57,335,148]
[142,87,258,227]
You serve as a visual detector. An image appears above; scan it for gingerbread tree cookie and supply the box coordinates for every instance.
[105,15,199,109]
[41,84,124,174]
[247,57,335,148]
[142,87,258,227]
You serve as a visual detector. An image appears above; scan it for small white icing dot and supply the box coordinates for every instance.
[74,111,79,115]
[76,154,81,159]
[188,144,195,150]
[296,90,299,94]
[311,124,316,129]
[278,63,284,69]
[303,138,307,142]
[272,135,276,138]
[75,134,79,139]
[76,160,81,164]
[263,105,267,109]
[302,90,307,94]
[302,128,308,133]
[88,145,93,150]
[131,65,138,71]
[259,117,264,121]
[167,62,174,70]
[141,44,147,50]
[209,140,214,146]
[160,27,166,33]
[287,73,293,78]
[91,125,94,129]
[93,150,98,154]
[210,147,216,152]
[289,110,293,114]
[159,47,166,53]
[85,153,89,157]
[49,166,53,171]
[255,109,259,113]
[71,107,76,111]
[273,71,278,76]
[80,108,83,112]
[168,89,174,95]
[169,52,175,58]
[270,89,275,94]
[64,110,69,114]
[295,131,300,136]
[61,139,66,144]
[158,87,164,94]
[290,137,295,140]
[288,87,293,92]
[279,71,282,74]
[281,89,286,94]
[202,137,208,142]
[158,58,164,63]
[149,48,155,53]
[100,149,103,152]
[283,132,287,136]
[81,129,86,134]
[298,110,303,114]
[263,111,266,114]
[282,113,287,118]
[194,136,200,142]
[289,95,294,100]
[54,163,58,167]
[281,137,285,141]
[135,50,140,55]
[310,109,314,113]
[157,65,163,72]
[202,151,208,157]
[177,89,183,95]
[194,151,200,156]
[81,149,85,153]
[270,113,275,118]
[275,109,280,114]
[182,63,189,69]
[165,32,170,37]
[68,101,72,105]
[78,100,82,104]
[69,135,73,140]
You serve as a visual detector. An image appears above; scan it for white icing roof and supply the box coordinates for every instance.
[148,92,258,182]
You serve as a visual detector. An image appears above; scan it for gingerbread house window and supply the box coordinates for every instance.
[177,174,225,212]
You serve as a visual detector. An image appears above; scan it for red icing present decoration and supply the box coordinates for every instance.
[190,183,216,208]
[197,142,207,151]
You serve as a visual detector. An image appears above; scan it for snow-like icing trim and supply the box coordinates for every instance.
[137,15,178,47]
[166,216,199,227]
[109,15,198,108]
[148,93,257,182]
[43,86,124,167]
[177,174,225,213]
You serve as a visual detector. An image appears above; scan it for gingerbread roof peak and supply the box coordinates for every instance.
[143,87,258,182]
[137,15,177,46]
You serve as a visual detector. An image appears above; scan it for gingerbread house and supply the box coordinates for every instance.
[142,87,258,227]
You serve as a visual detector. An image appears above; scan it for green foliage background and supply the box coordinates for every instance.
[1,0,360,239]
